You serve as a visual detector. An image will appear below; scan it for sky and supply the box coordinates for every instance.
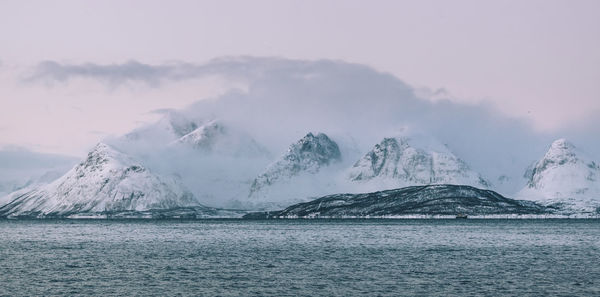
[0,0,599,156]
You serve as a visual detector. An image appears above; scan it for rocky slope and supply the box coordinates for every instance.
[517,139,600,213]
[348,137,490,191]
[244,184,550,218]
[0,143,201,218]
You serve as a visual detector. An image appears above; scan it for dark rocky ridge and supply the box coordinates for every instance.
[243,184,552,218]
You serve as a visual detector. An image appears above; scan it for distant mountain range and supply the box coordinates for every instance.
[1,58,598,217]
[1,120,598,218]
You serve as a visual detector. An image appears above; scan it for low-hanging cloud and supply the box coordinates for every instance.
[21,57,597,197]
[0,146,78,196]
[24,56,321,87]
[27,60,190,87]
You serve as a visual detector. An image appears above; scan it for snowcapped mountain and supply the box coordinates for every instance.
[517,139,600,213]
[172,120,269,158]
[0,143,199,218]
[348,136,491,191]
[248,132,342,205]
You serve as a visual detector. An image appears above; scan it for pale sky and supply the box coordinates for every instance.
[1,0,599,155]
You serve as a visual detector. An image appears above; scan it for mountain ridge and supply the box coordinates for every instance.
[518,138,600,213]
[243,184,551,219]
[0,143,200,218]
[348,136,491,190]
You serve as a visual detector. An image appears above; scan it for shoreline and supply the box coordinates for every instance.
[1,214,599,220]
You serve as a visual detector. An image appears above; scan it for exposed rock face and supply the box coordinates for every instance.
[518,139,600,213]
[243,184,549,218]
[0,143,199,218]
[249,132,341,196]
[348,137,490,189]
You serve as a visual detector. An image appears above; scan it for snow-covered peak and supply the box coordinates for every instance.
[527,139,597,188]
[284,132,342,167]
[0,143,198,217]
[248,132,342,199]
[518,139,600,213]
[551,138,572,149]
[84,142,126,165]
[538,138,578,167]
[348,136,490,190]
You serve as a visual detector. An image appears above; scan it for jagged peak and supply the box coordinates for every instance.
[380,137,403,147]
[90,142,111,153]
[350,134,490,188]
[79,142,143,173]
[537,138,581,169]
[526,138,599,188]
[548,138,575,153]
[286,132,341,163]
[298,132,331,143]
[519,139,600,212]
[85,142,119,161]
[551,138,570,146]
[249,132,341,196]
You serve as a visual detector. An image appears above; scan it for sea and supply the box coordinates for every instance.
[0,219,598,296]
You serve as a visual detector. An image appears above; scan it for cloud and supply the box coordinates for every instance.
[19,57,595,197]
[26,60,179,87]
[24,56,313,87]
[556,110,600,158]
[84,57,561,197]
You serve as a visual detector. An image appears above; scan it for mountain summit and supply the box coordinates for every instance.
[518,139,600,213]
[348,136,490,190]
[0,143,198,218]
[248,132,342,201]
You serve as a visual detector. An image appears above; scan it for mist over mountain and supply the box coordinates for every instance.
[348,136,491,192]
[87,58,596,205]
[3,57,599,212]
[89,57,557,194]
[0,147,77,197]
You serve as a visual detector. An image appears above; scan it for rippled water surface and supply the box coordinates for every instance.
[0,219,599,296]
